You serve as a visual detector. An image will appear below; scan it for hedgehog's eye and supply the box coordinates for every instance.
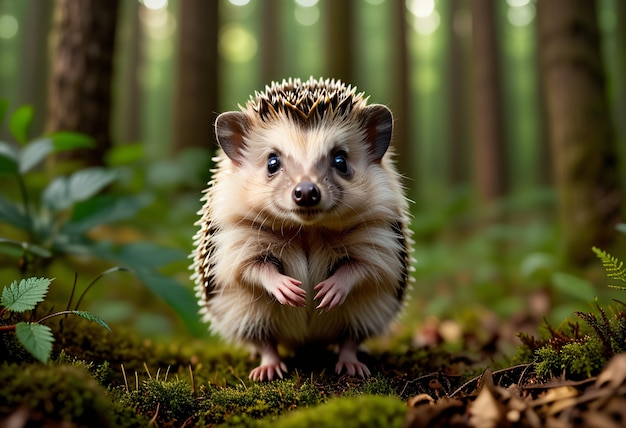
[267,153,281,175]
[332,151,348,175]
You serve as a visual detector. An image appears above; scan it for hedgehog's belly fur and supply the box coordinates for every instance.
[195,231,406,347]
[199,278,403,347]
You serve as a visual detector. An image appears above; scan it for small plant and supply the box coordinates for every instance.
[0,101,200,334]
[592,246,626,290]
[0,276,110,363]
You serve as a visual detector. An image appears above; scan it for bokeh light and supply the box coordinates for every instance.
[0,15,19,39]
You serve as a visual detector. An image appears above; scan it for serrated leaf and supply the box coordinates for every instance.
[9,105,34,144]
[15,322,54,363]
[0,141,19,175]
[1,277,52,312]
[70,310,112,332]
[50,131,96,152]
[19,138,54,173]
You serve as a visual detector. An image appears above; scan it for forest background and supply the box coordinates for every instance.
[0,0,625,351]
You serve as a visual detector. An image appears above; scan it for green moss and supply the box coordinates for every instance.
[534,345,562,380]
[0,363,113,427]
[198,379,322,425]
[259,395,408,428]
[121,377,196,425]
[560,336,606,379]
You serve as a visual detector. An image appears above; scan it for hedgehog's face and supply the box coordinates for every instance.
[214,104,393,229]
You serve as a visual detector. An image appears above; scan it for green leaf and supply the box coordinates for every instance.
[0,193,31,230]
[1,277,52,312]
[18,138,53,173]
[67,167,118,203]
[616,223,626,236]
[50,131,96,152]
[105,143,144,166]
[69,310,112,332]
[15,322,54,363]
[0,141,19,174]
[0,99,9,124]
[41,167,118,211]
[116,242,186,269]
[9,105,34,144]
[551,272,597,302]
[63,193,153,234]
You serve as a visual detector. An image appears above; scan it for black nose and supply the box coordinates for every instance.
[293,181,321,207]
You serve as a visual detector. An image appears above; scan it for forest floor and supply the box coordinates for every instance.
[2,307,626,428]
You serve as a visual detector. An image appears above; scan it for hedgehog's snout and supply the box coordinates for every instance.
[293,181,321,207]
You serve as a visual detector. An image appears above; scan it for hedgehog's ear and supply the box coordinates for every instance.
[215,111,248,166]
[361,104,393,162]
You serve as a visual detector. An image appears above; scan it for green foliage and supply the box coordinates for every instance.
[14,322,54,364]
[1,276,111,363]
[1,277,51,312]
[592,246,626,289]
[0,104,201,335]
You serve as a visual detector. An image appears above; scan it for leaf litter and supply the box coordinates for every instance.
[405,353,626,427]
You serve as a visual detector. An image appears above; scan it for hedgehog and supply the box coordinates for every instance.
[191,77,413,381]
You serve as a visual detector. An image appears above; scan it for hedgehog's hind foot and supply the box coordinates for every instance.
[335,339,371,378]
[249,342,287,381]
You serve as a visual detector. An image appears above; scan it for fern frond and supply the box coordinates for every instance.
[592,247,626,287]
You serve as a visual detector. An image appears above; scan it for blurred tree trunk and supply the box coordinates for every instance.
[115,0,142,144]
[19,0,53,137]
[533,17,552,189]
[471,0,507,206]
[390,0,411,184]
[446,0,471,187]
[615,0,626,188]
[324,0,354,83]
[172,0,219,153]
[537,0,623,265]
[260,0,282,84]
[46,0,119,166]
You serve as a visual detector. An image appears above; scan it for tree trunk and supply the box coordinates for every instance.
[46,0,119,166]
[172,0,219,153]
[471,0,507,206]
[324,0,354,83]
[260,0,283,85]
[390,0,411,185]
[19,0,53,138]
[537,0,623,265]
[115,0,142,144]
[446,0,471,187]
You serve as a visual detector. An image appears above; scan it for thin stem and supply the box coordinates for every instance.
[0,324,16,332]
[37,310,77,324]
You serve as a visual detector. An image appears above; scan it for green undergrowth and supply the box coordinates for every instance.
[515,247,626,380]
[0,316,457,427]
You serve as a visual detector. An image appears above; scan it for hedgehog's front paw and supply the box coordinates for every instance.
[249,361,288,381]
[314,273,354,310]
[266,272,306,307]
